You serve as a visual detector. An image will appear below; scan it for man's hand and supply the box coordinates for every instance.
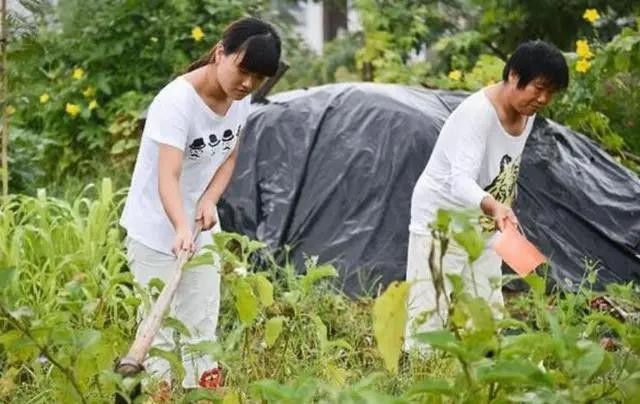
[481,195,519,232]
[491,202,519,232]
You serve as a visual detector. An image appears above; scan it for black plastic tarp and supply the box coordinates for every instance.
[218,83,640,295]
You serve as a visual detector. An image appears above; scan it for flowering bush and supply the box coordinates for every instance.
[548,11,640,171]
[423,9,640,172]
[6,0,261,192]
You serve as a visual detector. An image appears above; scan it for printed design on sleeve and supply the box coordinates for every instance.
[188,137,206,160]
[480,154,521,233]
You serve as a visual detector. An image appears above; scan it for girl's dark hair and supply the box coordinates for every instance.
[502,40,569,91]
[187,17,281,76]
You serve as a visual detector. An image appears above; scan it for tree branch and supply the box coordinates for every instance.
[0,304,88,404]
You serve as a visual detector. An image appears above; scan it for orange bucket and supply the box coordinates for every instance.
[493,223,546,277]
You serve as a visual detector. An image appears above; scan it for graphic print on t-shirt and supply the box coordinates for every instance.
[188,138,206,159]
[480,154,521,233]
[189,125,243,160]
[222,129,234,151]
[208,134,221,152]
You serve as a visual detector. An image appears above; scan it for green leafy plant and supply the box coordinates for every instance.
[373,208,640,403]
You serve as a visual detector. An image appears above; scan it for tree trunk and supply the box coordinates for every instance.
[322,0,348,42]
[1,0,8,198]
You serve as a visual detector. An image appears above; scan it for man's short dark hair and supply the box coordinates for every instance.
[502,40,569,91]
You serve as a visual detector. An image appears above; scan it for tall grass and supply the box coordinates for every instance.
[0,179,137,402]
[0,181,638,403]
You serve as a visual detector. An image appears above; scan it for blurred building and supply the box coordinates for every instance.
[291,0,360,53]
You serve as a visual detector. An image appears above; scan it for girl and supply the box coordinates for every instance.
[120,17,281,391]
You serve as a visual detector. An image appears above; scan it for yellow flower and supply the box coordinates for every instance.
[82,86,96,98]
[448,70,462,81]
[40,93,50,104]
[191,26,204,42]
[66,103,81,117]
[583,9,600,24]
[89,99,99,110]
[72,68,85,80]
[4,105,16,115]
[576,39,594,59]
[576,59,591,73]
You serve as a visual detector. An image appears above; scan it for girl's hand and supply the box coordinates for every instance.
[172,226,195,257]
[195,198,217,231]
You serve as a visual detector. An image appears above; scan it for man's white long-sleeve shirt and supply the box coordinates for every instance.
[410,88,535,235]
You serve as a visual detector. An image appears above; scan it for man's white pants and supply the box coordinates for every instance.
[125,235,221,388]
[404,231,504,351]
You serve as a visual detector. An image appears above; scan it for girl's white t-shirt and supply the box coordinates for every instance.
[120,77,251,254]
[410,89,535,236]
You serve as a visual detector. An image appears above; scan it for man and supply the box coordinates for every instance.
[405,40,569,349]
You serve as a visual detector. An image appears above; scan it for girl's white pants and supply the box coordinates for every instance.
[125,232,221,388]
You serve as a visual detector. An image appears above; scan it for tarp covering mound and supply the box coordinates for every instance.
[218,83,640,295]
